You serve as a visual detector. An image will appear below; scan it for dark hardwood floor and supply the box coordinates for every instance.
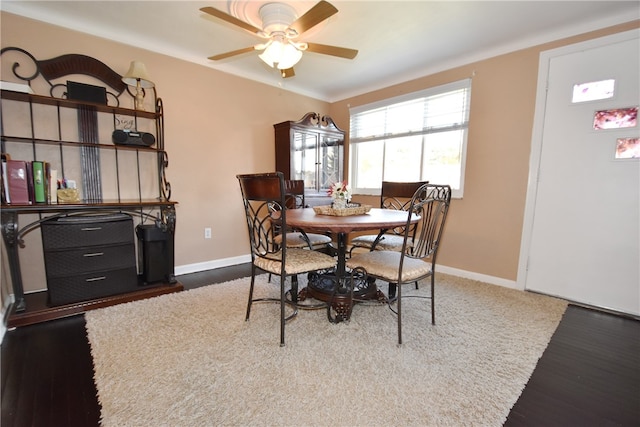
[504,304,640,426]
[0,264,252,427]
[2,264,638,427]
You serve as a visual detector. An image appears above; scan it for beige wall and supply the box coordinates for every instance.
[331,20,639,282]
[0,12,328,295]
[1,12,638,300]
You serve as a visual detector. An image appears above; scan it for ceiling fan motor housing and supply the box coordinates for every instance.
[259,3,298,36]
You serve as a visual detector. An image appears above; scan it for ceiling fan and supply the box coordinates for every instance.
[200,1,358,78]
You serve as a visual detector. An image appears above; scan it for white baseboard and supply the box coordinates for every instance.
[175,254,252,276]
[437,265,520,290]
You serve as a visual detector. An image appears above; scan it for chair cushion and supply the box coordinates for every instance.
[351,233,410,251]
[346,251,432,283]
[274,232,332,249]
[255,248,336,275]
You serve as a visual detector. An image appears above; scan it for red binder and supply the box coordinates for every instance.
[6,160,30,204]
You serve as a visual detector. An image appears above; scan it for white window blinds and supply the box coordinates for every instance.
[350,79,471,143]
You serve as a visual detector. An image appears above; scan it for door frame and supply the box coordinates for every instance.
[517,28,640,291]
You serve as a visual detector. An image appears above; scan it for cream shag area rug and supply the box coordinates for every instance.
[85,273,567,427]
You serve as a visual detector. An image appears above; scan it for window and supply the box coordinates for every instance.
[349,79,471,198]
[572,79,615,103]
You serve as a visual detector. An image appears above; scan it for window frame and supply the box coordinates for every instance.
[349,79,471,198]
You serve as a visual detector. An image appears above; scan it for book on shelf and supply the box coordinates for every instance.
[5,159,30,204]
[1,154,10,204]
[33,161,46,203]
[49,167,58,203]
[25,161,34,203]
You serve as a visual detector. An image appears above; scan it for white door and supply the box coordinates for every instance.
[520,30,640,315]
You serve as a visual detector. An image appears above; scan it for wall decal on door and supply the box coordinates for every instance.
[593,106,637,130]
[572,78,615,103]
[615,137,640,159]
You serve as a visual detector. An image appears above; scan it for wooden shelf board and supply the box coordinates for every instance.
[5,281,183,328]
[1,89,158,118]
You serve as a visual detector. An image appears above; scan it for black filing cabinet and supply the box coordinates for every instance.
[41,213,138,306]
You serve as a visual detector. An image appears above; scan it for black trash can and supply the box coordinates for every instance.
[136,223,176,285]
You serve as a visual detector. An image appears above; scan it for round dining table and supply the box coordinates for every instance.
[285,207,417,321]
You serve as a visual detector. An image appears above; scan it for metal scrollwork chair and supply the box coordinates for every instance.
[350,181,428,254]
[346,183,452,345]
[275,180,334,252]
[237,172,336,346]
[349,181,428,297]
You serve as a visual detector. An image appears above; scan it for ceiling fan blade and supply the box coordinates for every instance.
[281,68,295,78]
[305,43,358,59]
[208,46,256,61]
[289,1,338,35]
[200,6,264,36]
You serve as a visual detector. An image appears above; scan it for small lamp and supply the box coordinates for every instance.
[122,61,154,111]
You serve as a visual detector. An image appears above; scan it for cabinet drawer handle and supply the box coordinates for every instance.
[85,276,106,282]
[81,227,102,231]
[83,252,104,257]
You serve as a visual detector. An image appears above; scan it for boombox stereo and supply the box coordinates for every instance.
[112,130,156,147]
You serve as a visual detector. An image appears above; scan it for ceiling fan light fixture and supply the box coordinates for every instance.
[258,39,303,70]
[202,1,356,78]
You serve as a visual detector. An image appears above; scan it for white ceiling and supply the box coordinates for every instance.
[3,1,639,102]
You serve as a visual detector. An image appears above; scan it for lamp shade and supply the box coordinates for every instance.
[122,61,155,88]
[259,40,303,70]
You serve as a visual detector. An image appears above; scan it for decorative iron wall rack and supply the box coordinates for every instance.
[0,47,179,325]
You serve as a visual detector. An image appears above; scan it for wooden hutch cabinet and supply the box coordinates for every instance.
[274,112,345,206]
[0,47,182,327]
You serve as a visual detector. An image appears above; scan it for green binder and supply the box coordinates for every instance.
[32,161,46,203]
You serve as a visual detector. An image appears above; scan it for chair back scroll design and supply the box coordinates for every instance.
[402,184,451,263]
[380,181,426,210]
[284,179,306,209]
[277,179,333,252]
[237,173,285,264]
[381,180,429,241]
[349,181,428,256]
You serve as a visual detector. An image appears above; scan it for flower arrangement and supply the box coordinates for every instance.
[328,181,352,202]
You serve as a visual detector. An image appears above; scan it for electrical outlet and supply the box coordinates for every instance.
[204,227,212,239]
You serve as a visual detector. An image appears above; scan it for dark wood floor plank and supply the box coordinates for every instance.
[2,316,102,427]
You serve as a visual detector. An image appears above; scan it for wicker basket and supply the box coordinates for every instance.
[313,204,372,216]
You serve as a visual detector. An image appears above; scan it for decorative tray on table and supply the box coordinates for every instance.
[313,204,372,216]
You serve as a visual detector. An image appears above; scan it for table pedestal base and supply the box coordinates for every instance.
[300,270,387,322]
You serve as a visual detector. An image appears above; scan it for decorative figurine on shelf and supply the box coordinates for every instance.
[329,181,351,209]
